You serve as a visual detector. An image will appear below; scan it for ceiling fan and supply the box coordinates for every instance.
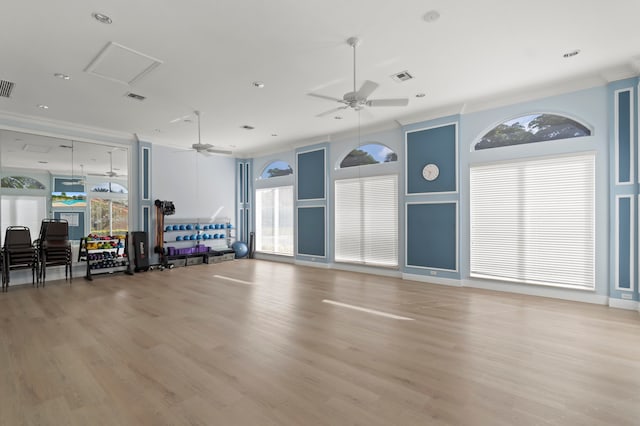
[309,37,409,117]
[188,111,233,156]
[62,141,84,185]
[89,150,127,178]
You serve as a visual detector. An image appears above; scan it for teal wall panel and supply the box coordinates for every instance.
[617,196,632,289]
[406,124,456,194]
[406,202,457,270]
[297,149,325,200]
[617,90,632,183]
[297,207,325,257]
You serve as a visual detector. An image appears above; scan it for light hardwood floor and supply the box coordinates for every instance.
[0,260,639,425]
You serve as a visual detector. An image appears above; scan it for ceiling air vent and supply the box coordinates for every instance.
[125,92,146,101]
[391,71,413,82]
[0,79,16,98]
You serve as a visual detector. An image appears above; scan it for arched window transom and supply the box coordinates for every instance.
[260,161,293,179]
[475,113,591,150]
[340,143,397,168]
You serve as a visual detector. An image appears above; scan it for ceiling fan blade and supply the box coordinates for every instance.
[316,106,348,117]
[366,98,409,107]
[192,143,213,150]
[205,148,233,155]
[308,93,344,103]
[88,173,107,177]
[357,80,379,99]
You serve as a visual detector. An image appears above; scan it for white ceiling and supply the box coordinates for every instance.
[1,0,639,156]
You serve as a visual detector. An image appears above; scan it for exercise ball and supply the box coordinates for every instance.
[176,236,182,241]
[165,225,172,232]
[232,241,249,258]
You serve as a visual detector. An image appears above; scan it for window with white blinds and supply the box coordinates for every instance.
[1,195,47,245]
[255,186,293,255]
[470,154,595,289]
[335,175,398,267]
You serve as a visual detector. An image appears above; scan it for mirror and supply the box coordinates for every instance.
[0,129,130,244]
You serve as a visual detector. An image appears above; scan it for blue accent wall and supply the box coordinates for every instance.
[54,211,85,240]
[142,147,150,200]
[297,207,325,256]
[297,149,325,200]
[406,203,457,271]
[617,90,632,183]
[406,124,457,194]
[617,197,632,289]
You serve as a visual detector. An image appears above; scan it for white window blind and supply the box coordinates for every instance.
[470,154,595,289]
[335,175,398,267]
[255,186,293,255]
[1,195,47,245]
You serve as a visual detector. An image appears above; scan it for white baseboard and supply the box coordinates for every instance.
[608,298,639,311]
[254,253,295,263]
[402,273,463,287]
[463,277,609,305]
[295,259,330,269]
[331,263,401,278]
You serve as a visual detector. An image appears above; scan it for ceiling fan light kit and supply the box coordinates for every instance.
[309,36,409,117]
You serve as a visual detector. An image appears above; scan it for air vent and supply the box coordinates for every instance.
[125,92,146,101]
[0,79,16,98]
[391,71,413,82]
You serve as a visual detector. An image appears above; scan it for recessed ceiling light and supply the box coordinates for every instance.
[92,12,112,24]
[416,93,426,98]
[271,133,278,137]
[154,128,162,132]
[59,144,73,149]
[242,125,255,130]
[54,73,70,80]
[252,81,265,88]
[38,161,48,164]
[37,104,49,109]
[423,10,440,23]
[334,116,343,120]
[563,49,581,58]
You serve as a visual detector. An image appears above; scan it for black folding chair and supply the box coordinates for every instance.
[35,219,72,287]
[2,226,38,292]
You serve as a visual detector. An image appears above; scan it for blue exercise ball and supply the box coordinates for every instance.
[232,241,249,258]
[176,236,182,241]
[173,225,180,231]
[179,225,186,230]
[165,225,172,232]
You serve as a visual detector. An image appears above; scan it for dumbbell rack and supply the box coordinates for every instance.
[78,234,133,281]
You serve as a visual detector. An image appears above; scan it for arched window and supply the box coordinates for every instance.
[1,176,45,189]
[90,182,128,193]
[340,143,397,168]
[259,161,293,179]
[474,113,591,150]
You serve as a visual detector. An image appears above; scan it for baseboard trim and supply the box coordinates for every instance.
[295,259,330,269]
[331,263,401,278]
[464,277,609,305]
[402,273,463,287]
[608,298,639,311]
[254,253,295,264]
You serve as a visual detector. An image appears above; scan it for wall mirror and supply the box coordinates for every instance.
[0,129,130,246]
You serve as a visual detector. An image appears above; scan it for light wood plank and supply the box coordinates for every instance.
[0,260,639,425]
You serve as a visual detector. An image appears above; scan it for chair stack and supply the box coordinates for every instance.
[36,219,72,287]
[2,226,38,292]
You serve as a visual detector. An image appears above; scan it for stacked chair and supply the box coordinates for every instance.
[35,219,72,287]
[2,226,38,292]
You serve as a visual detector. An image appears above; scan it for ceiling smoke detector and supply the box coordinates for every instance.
[391,71,413,82]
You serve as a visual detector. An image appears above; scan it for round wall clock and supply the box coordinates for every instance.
[422,163,440,181]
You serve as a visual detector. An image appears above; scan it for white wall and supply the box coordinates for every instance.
[152,145,236,223]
